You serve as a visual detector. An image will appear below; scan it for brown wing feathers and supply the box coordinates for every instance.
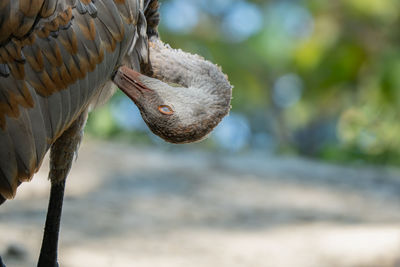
[0,0,132,128]
[0,0,146,200]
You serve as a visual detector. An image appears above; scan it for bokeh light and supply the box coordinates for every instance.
[212,113,251,152]
[273,74,303,108]
[199,0,233,15]
[220,1,263,42]
[161,0,199,33]
[265,1,314,40]
[110,97,148,131]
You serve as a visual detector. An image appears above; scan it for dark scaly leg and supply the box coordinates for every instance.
[37,180,65,267]
[37,111,88,267]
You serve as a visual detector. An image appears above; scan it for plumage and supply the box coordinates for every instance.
[0,1,233,265]
[0,0,152,200]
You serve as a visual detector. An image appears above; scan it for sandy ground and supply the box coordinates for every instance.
[2,140,400,267]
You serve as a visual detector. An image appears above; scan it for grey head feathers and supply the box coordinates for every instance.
[117,39,232,144]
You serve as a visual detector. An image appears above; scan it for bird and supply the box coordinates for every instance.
[0,0,232,266]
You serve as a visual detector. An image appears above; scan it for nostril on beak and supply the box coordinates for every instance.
[111,67,119,80]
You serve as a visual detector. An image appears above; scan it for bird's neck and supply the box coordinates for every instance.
[147,39,232,107]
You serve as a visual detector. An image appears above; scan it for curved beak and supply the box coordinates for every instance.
[113,66,152,102]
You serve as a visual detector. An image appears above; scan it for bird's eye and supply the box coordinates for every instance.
[158,105,174,115]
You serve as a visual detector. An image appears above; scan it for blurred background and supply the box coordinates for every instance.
[2,0,400,266]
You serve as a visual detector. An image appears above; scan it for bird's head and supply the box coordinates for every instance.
[115,39,232,144]
[114,65,230,144]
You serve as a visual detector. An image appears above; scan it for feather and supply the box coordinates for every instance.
[0,0,149,200]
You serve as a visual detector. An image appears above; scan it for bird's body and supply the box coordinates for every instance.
[0,0,150,201]
[0,1,232,265]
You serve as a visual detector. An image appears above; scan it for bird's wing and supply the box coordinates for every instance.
[0,0,147,200]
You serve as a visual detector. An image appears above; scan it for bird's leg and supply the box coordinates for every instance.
[37,110,88,267]
[0,255,5,267]
[37,178,65,267]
